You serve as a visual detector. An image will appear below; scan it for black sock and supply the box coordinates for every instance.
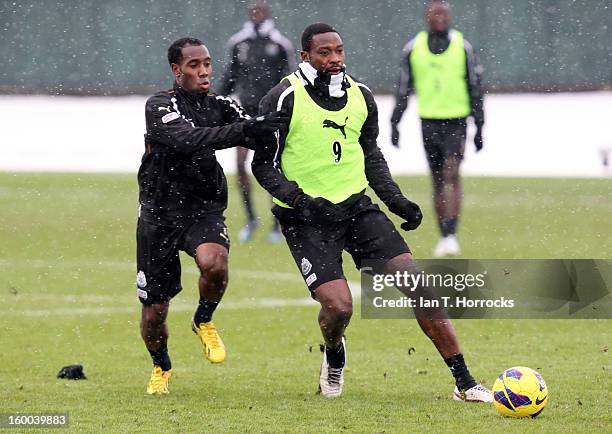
[149,346,171,371]
[325,341,345,369]
[437,216,445,236]
[194,298,219,325]
[447,217,458,235]
[445,353,476,391]
[440,217,458,237]
[243,193,256,222]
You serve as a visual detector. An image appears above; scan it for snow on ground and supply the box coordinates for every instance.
[1,92,611,177]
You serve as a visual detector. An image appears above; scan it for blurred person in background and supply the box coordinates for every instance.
[390,0,484,257]
[219,0,297,243]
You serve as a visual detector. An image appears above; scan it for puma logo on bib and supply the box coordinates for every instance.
[323,116,348,139]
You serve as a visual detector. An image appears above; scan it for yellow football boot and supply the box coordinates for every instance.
[146,366,172,395]
[192,321,226,363]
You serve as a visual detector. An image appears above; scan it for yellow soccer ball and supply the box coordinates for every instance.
[492,366,548,418]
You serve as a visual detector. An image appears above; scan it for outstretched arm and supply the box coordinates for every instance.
[145,93,286,155]
[145,93,250,154]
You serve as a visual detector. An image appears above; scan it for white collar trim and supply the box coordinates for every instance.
[243,19,275,38]
[297,62,347,97]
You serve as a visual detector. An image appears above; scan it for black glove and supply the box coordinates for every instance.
[387,195,422,231]
[243,135,274,153]
[293,194,343,226]
[391,123,400,148]
[243,111,289,138]
[474,124,484,152]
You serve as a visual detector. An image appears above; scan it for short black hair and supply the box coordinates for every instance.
[301,23,339,52]
[167,37,204,65]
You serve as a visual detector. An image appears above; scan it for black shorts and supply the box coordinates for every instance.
[135,214,229,305]
[421,118,467,173]
[272,195,410,294]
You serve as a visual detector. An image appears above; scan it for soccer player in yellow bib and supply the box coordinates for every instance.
[252,23,491,402]
[391,0,485,257]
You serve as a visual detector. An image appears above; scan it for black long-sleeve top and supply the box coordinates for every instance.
[139,83,250,223]
[218,19,297,114]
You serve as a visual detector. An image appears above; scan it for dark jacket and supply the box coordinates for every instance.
[391,30,484,126]
[139,83,250,223]
[252,69,404,210]
[218,19,297,114]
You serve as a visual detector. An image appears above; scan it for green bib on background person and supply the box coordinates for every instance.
[410,30,471,119]
[273,72,369,207]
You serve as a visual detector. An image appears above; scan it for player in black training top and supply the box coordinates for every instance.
[137,37,286,395]
[219,0,297,243]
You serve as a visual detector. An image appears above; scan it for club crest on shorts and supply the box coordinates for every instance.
[137,270,147,288]
[301,257,312,275]
[306,273,317,286]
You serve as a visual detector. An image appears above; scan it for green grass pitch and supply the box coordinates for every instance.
[1,172,610,433]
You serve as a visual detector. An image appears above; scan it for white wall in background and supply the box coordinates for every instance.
[1,92,611,177]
